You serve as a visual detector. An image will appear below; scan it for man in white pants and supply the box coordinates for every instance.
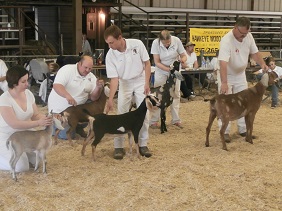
[218,17,268,141]
[150,30,187,128]
[0,59,8,93]
[104,25,151,159]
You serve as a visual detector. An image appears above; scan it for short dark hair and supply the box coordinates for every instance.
[235,17,251,30]
[104,25,122,40]
[265,57,275,66]
[6,65,29,89]
[159,30,171,40]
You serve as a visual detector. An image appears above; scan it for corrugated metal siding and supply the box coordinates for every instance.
[254,0,282,11]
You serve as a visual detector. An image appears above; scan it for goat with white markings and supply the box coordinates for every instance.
[205,71,277,150]
[54,85,108,146]
[81,94,160,161]
[6,113,64,181]
[151,60,184,133]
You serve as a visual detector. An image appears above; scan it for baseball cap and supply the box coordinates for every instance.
[185,41,195,47]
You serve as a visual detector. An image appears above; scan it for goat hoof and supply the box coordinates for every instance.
[205,144,209,147]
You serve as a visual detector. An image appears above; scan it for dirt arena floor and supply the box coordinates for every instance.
[0,87,281,211]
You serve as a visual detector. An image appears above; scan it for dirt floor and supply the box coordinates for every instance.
[0,86,281,211]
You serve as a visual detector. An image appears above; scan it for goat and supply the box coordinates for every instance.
[151,60,184,133]
[81,94,160,161]
[54,85,108,146]
[6,114,64,181]
[205,71,278,150]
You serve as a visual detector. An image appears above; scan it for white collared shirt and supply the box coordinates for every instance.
[151,35,186,75]
[48,63,97,113]
[106,39,149,80]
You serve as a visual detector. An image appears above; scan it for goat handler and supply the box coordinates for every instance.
[218,16,268,142]
[104,25,152,159]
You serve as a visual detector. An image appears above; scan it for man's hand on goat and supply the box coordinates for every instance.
[66,94,77,106]
[105,99,114,114]
[220,82,229,94]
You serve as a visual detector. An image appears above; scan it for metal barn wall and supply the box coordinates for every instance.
[121,0,282,11]
[253,0,282,12]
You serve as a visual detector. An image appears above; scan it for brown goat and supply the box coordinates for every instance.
[54,85,108,146]
[205,71,278,150]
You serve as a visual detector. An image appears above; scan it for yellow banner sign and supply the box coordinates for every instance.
[190,28,231,56]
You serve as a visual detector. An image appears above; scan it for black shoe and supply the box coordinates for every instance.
[271,103,277,109]
[76,127,87,138]
[114,148,125,160]
[239,132,256,139]
[139,146,152,158]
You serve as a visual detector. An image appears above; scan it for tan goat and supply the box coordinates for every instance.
[205,71,278,150]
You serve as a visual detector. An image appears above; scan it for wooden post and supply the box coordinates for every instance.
[73,0,82,55]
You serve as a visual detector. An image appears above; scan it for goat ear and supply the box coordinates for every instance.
[145,97,153,111]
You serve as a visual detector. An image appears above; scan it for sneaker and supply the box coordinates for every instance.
[113,148,125,160]
[150,123,159,129]
[271,103,277,109]
[172,122,183,129]
[139,146,152,157]
[189,92,196,99]
[224,134,230,143]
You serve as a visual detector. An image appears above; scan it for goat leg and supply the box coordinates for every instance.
[135,143,140,159]
[81,131,94,156]
[220,121,229,150]
[34,151,40,172]
[245,114,254,144]
[206,110,217,147]
[160,109,167,133]
[91,145,97,161]
[54,129,60,145]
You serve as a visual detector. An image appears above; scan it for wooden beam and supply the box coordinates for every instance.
[73,0,82,55]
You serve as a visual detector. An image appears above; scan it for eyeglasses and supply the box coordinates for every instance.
[237,27,249,36]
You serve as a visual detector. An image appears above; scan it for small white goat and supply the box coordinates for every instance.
[6,114,64,181]
[205,71,277,150]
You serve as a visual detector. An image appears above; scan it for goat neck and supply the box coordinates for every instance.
[260,73,269,87]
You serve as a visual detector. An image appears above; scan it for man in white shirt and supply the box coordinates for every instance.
[48,55,103,138]
[218,16,268,141]
[104,25,152,159]
[82,33,92,56]
[180,42,199,100]
[150,30,187,128]
[0,59,8,93]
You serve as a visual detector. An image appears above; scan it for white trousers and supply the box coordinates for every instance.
[114,74,149,148]
[150,71,181,125]
[217,74,248,134]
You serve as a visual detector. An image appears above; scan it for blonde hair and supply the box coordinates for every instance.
[48,62,60,72]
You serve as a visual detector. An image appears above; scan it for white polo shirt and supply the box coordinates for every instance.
[48,63,97,113]
[185,51,197,68]
[106,39,149,80]
[151,35,186,76]
[273,65,282,77]
[0,59,8,91]
[218,30,258,81]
